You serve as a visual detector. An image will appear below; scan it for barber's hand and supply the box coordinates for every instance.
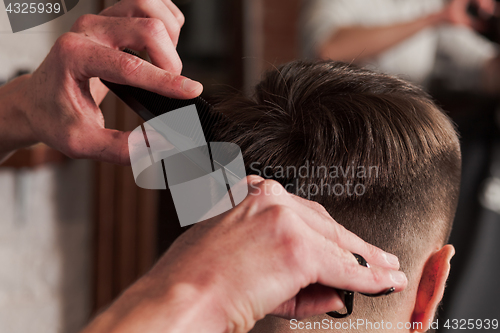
[441,0,497,29]
[22,0,202,165]
[93,176,407,333]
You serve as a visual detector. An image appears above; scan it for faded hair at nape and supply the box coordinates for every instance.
[213,60,461,319]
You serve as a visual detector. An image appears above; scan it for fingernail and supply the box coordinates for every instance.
[361,287,395,297]
[383,287,395,295]
[182,78,202,93]
[383,252,400,267]
[391,271,407,285]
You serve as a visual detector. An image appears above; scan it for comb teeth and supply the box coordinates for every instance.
[100,48,243,186]
[105,80,225,143]
[122,48,140,57]
[101,50,237,146]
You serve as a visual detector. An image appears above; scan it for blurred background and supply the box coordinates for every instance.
[0,0,499,332]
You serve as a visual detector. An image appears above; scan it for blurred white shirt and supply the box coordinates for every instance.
[301,0,498,90]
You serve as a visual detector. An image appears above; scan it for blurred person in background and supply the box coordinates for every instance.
[301,0,499,92]
[301,0,500,329]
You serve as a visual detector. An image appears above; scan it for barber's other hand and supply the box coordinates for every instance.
[89,176,407,333]
[22,0,202,165]
[441,0,497,29]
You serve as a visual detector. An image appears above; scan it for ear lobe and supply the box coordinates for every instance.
[411,244,455,332]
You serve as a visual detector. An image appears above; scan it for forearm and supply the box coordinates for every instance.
[81,279,230,333]
[319,12,444,62]
[0,74,37,163]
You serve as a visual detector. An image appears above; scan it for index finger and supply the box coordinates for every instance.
[68,37,202,99]
[288,193,401,270]
[243,177,401,270]
[162,0,185,26]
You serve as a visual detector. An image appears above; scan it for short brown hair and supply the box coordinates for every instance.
[213,60,461,317]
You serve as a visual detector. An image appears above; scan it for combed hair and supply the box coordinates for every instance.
[213,60,461,318]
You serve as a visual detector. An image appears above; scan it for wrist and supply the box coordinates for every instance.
[161,282,230,333]
[157,273,259,333]
[83,278,231,333]
[15,74,38,145]
[0,74,38,155]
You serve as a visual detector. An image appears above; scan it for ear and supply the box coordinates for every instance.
[410,244,455,333]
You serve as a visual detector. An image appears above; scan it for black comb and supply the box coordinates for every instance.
[100,49,223,144]
[100,49,243,185]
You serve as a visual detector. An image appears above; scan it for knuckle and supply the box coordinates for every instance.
[155,70,176,88]
[268,207,302,244]
[170,56,183,74]
[263,205,307,268]
[285,239,306,268]
[170,21,181,36]
[248,178,288,206]
[258,179,287,197]
[246,175,264,184]
[278,236,304,260]
[142,18,167,38]
[282,234,307,267]
[329,223,343,244]
[72,14,94,32]
[311,201,328,214]
[365,243,380,261]
[370,268,385,286]
[343,258,360,278]
[177,12,185,26]
[268,204,295,225]
[119,53,143,77]
[64,135,86,160]
[136,0,155,9]
[336,246,361,277]
[246,176,265,198]
[53,33,81,58]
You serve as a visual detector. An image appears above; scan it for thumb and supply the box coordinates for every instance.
[69,127,131,165]
[272,284,344,320]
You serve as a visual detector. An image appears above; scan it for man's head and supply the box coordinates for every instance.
[214,60,461,332]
